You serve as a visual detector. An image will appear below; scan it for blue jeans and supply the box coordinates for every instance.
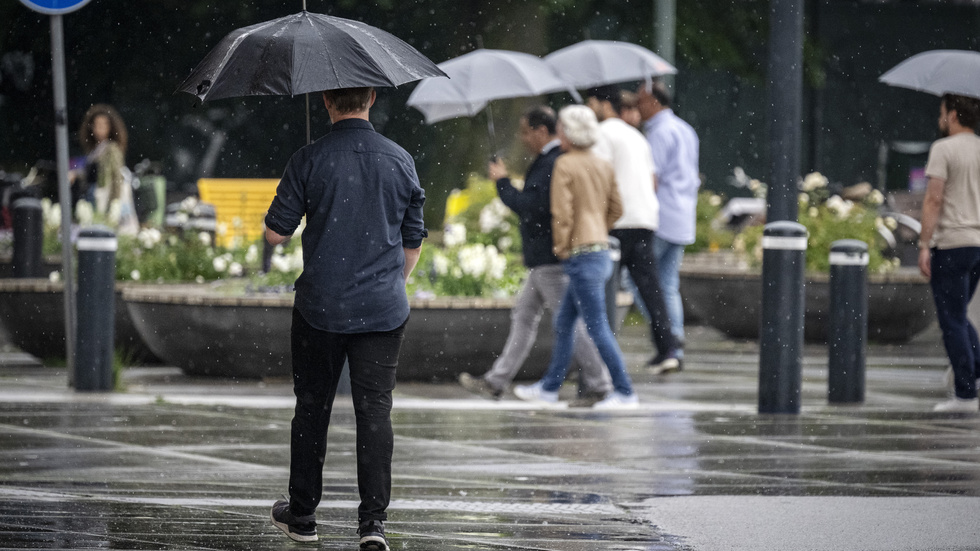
[930,247,980,400]
[539,251,634,395]
[654,235,686,346]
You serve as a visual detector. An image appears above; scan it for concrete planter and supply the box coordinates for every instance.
[679,253,934,343]
[122,284,632,381]
[0,279,156,361]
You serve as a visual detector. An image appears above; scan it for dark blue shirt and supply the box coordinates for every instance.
[265,118,426,334]
[495,142,562,268]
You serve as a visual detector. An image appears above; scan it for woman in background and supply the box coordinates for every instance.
[74,103,137,233]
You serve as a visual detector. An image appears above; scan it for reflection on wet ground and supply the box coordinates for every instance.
[1,324,978,549]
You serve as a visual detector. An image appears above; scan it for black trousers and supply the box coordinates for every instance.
[288,308,406,523]
[610,228,678,355]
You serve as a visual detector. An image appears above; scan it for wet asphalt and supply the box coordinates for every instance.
[1,322,978,551]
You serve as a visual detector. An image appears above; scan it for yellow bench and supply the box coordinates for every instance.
[197,178,279,247]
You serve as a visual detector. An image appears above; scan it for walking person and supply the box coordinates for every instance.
[586,85,682,373]
[265,87,427,548]
[458,106,613,406]
[514,105,638,409]
[918,93,980,413]
[637,82,701,364]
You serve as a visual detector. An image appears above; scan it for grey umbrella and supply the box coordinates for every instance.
[176,10,446,143]
[879,49,980,100]
[544,39,677,89]
[406,49,580,151]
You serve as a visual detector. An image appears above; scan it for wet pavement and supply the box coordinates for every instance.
[1,323,979,550]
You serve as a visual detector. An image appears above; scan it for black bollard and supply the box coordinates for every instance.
[828,239,868,404]
[74,226,117,391]
[12,197,44,278]
[759,221,807,414]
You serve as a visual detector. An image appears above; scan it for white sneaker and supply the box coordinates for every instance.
[592,391,639,410]
[513,382,559,403]
[932,397,980,412]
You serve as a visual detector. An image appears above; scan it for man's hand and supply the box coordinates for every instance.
[488,158,508,181]
[918,247,931,280]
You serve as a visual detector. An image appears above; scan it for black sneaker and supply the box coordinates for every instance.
[358,519,388,550]
[647,352,683,375]
[458,372,503,400]
[569,390,608,408]
[270,499,317,543]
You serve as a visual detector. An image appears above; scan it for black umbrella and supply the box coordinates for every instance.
[176,10,447,142]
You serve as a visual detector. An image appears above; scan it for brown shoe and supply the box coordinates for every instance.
[458,372,503,400]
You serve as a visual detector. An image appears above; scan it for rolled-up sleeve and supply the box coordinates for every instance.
[265,152,307,237]
[400,164,428,249]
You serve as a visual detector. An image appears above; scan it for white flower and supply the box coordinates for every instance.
[216,222,228,236]
[867,189,885,206]
[198,232,212,246]
[195,275,205,283]
[48,271,61,283]
[175,212,189,224]
[801,172,829,192]
[137,228,162,249]
[825,195,854,219]
[289,249,304,271]
[498,236,513,251]
[168,235,178,246]
[708,194,722,207]
[432,253,450,276]
[213,256,228,272]
[245,244,259,264]
[271,254,291,273]
[488,250,506,280]
[479,198,510,233]
[130,270,141,281]
[228,262,243,277]
[232,216,243,229]
[75,200,94,225]
[451,266,463,278]
[443,223,467,247]
[808,207,819,218]
[179,196,199,213]
[884,216,898,231]
[458,244,488,276]
[798,193,809,206]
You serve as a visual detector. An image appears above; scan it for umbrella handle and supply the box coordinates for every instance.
[485,102,497,154]
[306,93,311,145]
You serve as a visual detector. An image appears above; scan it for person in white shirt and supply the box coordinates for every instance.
[636,82,701,360]
[587,85,681,373]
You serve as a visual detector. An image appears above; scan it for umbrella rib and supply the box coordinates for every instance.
[212,19,285,85]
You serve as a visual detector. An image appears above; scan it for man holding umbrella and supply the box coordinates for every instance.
[917,93,980,413]
[265,87,427,548]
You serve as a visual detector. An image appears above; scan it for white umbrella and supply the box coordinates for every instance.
[406,49,581,150]
[879,49,980,100]
[544,39,677,89]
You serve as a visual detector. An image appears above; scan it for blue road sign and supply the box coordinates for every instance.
[18,0,92,15]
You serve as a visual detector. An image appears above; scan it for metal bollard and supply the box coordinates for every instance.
[74,226,117,391]
[827,239,868,404]
[12,197,44,278]
[759,221,807,414]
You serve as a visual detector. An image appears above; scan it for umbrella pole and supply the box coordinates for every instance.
[485,102,497,155]
[306,93,311,145]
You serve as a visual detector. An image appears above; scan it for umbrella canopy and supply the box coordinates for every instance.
[406,49,580,149]
[544,39,677,89]
[879,49,980,100]
[176,11,446,102]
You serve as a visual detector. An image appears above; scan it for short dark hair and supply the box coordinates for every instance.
[586,84,622,113]
[942,93,980,129]
[322,87,373,114]
[648,82,672,108]
[523,105,557,135]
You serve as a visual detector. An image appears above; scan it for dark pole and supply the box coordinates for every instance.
[11,197,44,278]
[74,226,117,391]
[828,240,868,404]
[759,0,806,415]
[766,0,804,224]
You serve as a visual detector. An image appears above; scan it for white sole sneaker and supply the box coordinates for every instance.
[513,383,559,403]
[933,397,980,413]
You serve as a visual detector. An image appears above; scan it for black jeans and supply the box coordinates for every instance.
[288,308,406,523]
[610,228,678,356]
[930,247,980,400]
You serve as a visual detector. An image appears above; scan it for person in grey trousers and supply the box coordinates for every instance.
[458,105,613,406]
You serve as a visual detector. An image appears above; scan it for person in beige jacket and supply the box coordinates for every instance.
[514,105,639,409]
